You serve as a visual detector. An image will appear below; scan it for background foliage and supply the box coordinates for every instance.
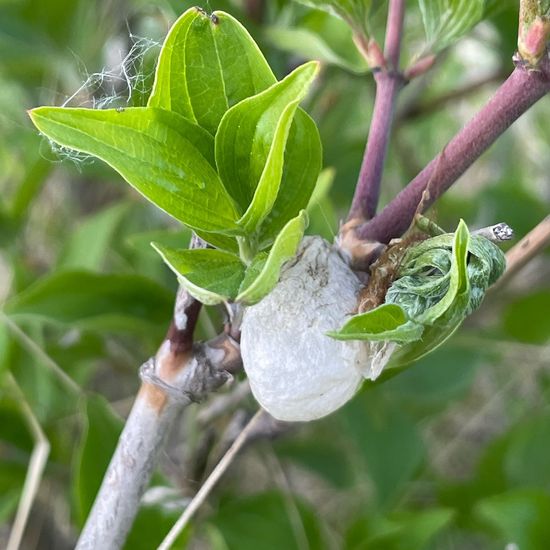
[1,0,549,548]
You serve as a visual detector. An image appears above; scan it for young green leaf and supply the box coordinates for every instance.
[216,61,319,231]
[327,303,423,342]
[258,109,322,247]
[149,9,276,134]
[419,0,485,53]
[237,210,308,304]
[236,100,306,234]
[149,7,322,240]
[152,245,245,305]
[28,106,241,234]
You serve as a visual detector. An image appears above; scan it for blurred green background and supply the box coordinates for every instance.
[1,0,549,548]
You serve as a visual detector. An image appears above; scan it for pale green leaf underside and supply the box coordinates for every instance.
[195,230,239,254]
[215,61,319,216]
[29,106,241,234]
[152,244,245,305]
[149,9,276,134]
[419,0,485,53]
[237,210,308,304]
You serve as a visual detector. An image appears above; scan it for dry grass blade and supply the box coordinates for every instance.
[158,409,265,550]
[6,374,51,550]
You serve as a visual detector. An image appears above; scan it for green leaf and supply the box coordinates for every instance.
[503,291,550,344]
[195,230,240,254]
[343,394,426,507]
[258,109,322,247]
[345,508,454,550]
[329,220,505,375]
[125,501,190,550]
[206,491,327,550]
[266,11,368,73]
[504,413,550,488]
[0,458,26,524]
[237,210,308,304]
[149,9,276,134]
[419,0,485,53]
[5,271,173,338]
[215,61,318,230]
[28,106,241,234]
[328,303,423,342]
[59,202,129,270]
[73,394,123,526]
[475,489,550,550]
[148,7,322,243]
[296,0,374,33]
[275,434,355,488]
[381,344,480,406]
[152,245,245,305]
[387,221,471,366]
[0,490,20,526]
[306,167,339,241]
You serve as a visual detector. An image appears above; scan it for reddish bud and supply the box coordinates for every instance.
[404,55,437,80]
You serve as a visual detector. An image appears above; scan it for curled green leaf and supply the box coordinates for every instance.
[330,220,506,371]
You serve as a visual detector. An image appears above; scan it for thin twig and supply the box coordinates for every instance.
[6,374,51,550]
[357,56,550,244]
[347,0,405,222]
[384,0,405,69]
[158,409,265,550]
[197,379,251,427]
[497,215,550,287]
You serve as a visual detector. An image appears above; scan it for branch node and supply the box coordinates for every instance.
[139,358,199,404]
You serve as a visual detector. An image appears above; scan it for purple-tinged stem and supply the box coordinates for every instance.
[348,0,405,222]
[357,57,550,244]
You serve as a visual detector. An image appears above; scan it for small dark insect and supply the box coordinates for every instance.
[115,107,125,113]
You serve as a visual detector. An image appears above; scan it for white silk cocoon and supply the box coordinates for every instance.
[241,236,381,422]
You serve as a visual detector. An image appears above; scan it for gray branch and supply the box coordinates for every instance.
[75,283,240,550]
